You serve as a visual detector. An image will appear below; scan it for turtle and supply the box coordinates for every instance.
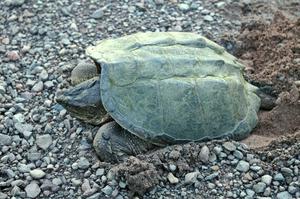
[56,32,272,163]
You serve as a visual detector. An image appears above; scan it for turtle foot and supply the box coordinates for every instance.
[93,121,157,163]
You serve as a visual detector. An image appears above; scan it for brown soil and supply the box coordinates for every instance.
[236,12,300,94]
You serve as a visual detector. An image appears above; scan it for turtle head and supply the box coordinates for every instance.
[56,77,107,125]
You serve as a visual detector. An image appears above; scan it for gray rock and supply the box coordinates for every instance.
[13,113,25,123]
[169,164,176,171]
[96,168,105,176]
[30,169,46,179]
[101,185,113,196]
[277,191,292,199]
[204,15,214,22]
[184,171,199,184]
[261,175,272,185]
[91,9,104,19]
[31,81,43,92]
[36,134,52,150]
[222,142,236,152]
[274,173,285,182]
[233,150,244,159]
[253,182,266,193]
[236,160,250,172]
[288,185,298,194]
[281,167,293,176]
[25,182,41,198]
[199,145,210,163]
[178,3,190,12]
[78,157,90,169]
[5,0,25,6]
[18,163,31,173]
[167,172,179,184]
[0,192,7,199]
[0,133,11,146]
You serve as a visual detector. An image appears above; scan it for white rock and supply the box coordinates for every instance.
[167,173,179,184]
[30,169,46,179]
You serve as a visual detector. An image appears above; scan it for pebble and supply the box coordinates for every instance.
[6,51,20,61]
[253,182,266,193]
[25,182,41,198]
[101,185,113,196]
[31,81,44,92]
[236,160,250,172]
[178,3,190,12]
[30,169,46,179]
[36,134,52,150]
[204,15,214,22]
[261,175,272,185]
[5,0,25,6]
[199,145,210,163]
[91,9,104,19]
[0,133,12,146]
[277,191,292,199]
[274,173,285,182]
[77,157,90,169]
[222,142,236,152]
[184,171,199,184]
[167,173,179,184]
[96,168,105,176]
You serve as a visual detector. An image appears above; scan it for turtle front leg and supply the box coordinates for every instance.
[93,121,157,163]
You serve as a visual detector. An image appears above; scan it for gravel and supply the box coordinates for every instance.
[0,0,299,198]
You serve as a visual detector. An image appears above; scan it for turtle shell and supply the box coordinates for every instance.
[86,32,260,145]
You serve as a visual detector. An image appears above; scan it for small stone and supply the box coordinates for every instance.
[205,172,219,181]
[36,134,52,150]
[0,133,12,146]
[222,142,236,152]
[199,145,210,163]
[281,167,293,176]
[204,15,214,22]
[5,0,25,6]
[167,173,179,184]
[184,171,199,184]
[6,51,20,61]
[119,181,126,188]
[25,182,41,198]
[233,150,244,159]
[261,175,272,185]
[253,182,266,193]
[91,9,104,19]
[52,177,63,186]
[288,185,298,194]
[101,185,113,196]
[215,1,226,8]
[169,164,176,171]
[0,192,7,199]
[246,189,255,197]
[277,191,292,199]
[13,113,25,123]
[96,168,105,176]
[71,178,81,186]
[78,157,90,169]
[274,173,285,182]
[30,169,46,179]
[178,3,190,11]
[236,160,250,172]
[31,81,43,92]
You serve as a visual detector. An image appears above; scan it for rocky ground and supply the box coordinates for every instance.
[0,0,299,199]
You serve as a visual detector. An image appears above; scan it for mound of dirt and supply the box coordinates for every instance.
[236,12,300,95]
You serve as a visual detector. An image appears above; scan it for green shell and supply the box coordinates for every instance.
[86,32,260,145]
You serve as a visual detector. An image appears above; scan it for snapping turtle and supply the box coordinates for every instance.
[56,32,262,162]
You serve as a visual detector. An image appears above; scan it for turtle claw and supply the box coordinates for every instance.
[93,121,157,163]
